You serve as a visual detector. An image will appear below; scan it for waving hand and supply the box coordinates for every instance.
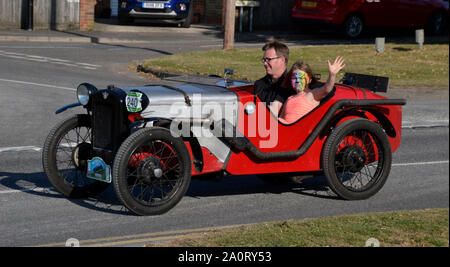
[327,56,346,76]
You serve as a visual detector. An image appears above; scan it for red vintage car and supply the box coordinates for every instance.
[43,72,406,216]
[291,0,449,38]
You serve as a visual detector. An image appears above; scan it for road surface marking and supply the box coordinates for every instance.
[403,120,449,124]
[0,78,75,91]
[0,46,82,49]
[0,146,42,153]
[402,124,448,129]
[0,187,53,195]
[37,224,242,247]
[0,143,79,153]
[0,157,446,196]
[392,160,449,166]
[77,62,102,67]
[0,142,447,196]
[0,145,449,166]
[0,49,101,70]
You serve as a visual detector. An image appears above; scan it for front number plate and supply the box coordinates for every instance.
[143,2,165,9]
[87,157,111,183]
[126,91,143,112]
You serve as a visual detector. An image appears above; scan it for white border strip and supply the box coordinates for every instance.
[0,78,75,91]
[402,124,448,129]
[0,143,77,153]
[0,146,42,153]
[0,187,53,195]
[392,160,449,166]
[0,159,446,195]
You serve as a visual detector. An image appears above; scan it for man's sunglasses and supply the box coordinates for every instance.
[261,56,281,63]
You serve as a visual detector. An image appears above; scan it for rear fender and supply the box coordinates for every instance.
[323,107,400,154]
[324,108,396,138]
[363,108,396,137]
[320,109,368,138]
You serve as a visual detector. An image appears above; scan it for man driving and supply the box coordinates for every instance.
[254,41,295,115]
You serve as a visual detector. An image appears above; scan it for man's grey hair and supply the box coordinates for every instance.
[262,40,289,65]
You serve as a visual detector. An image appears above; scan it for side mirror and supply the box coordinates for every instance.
[224,68,233,79]
[224,68,234,87]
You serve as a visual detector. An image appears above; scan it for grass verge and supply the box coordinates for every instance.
[150,208,449,247]
[142,43,449,89]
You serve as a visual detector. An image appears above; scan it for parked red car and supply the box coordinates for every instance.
[291,0,449,38]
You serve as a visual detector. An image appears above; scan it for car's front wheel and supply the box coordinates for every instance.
[112,127,191,216]
[322,118,392,200]
[118,11,134,25]
[181,5,194,28]
[42,115,110,198]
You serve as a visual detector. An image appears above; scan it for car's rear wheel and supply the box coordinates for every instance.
[343,15,364,38]
[322,119,392,200]
[112,127,191,216]
[42,115,110,198]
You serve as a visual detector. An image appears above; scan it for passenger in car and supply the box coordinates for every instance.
[276,56,345,124]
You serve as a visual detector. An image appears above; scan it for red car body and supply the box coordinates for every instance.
[190,82,403,176]
[291,0,449,37]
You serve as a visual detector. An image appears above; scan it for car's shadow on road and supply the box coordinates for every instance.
[0,171,338,216]
[0,171,130,216]
[186,174,339,200]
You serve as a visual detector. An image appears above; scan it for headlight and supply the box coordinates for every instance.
[77,83,97,106]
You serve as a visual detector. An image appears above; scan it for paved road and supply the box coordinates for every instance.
[0,39,448,247]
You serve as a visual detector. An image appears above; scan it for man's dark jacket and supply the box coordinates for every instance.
[254,71,294,105]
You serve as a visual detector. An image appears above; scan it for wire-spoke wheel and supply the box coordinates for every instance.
[42,115,110,198]
[322,119,392,200]
[113,127,191,216]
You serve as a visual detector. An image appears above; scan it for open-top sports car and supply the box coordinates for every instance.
[42,71,406,216]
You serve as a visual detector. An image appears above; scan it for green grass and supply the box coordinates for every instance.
[151,209,449,247]
[142,43,449,89]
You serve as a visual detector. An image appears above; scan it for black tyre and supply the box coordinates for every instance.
[118,11,134,25]
[426,11,448,36]
[42,115,110,198]
[343,15,364,38]
[181,5,194,28]
[322,119,392,200]
[112,127,191,216]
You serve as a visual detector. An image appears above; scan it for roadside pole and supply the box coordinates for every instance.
[416,29,424,50]
[223,0,235,50]
[27,0,34,31]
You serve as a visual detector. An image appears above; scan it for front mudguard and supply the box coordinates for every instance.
[55,102,82,114]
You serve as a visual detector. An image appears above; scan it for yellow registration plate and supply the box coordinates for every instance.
[302,1,318,8]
